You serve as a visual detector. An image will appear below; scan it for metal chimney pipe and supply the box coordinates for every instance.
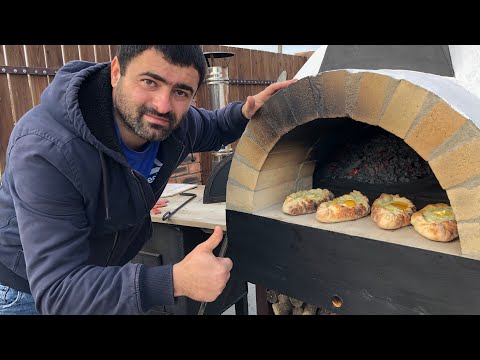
[203,51,235,169]
[206,65,230,111]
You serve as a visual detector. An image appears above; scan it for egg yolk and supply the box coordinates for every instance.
[390,201,409,210]
[344,200,356,207]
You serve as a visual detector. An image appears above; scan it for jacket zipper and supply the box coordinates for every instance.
[104,231,119,266]
[103,169,147,267]
[131,169,149,213]
[102,145,185,266]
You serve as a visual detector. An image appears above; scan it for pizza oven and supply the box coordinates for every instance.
[225,48,480,314]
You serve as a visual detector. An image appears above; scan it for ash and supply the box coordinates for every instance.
[316,130,434,184]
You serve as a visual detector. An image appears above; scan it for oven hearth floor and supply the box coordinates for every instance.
[255,204,476,260]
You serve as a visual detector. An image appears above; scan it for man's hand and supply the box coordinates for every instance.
[172,226,232,302]
[241,78,298,120]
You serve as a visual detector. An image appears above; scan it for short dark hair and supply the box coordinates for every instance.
[116,45,207,87]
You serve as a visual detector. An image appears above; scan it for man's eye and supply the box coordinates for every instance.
[173,89,188,97]
[173,90,191,100]
[143,79,156,86]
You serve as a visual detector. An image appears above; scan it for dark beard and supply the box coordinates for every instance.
[114,100,179,142]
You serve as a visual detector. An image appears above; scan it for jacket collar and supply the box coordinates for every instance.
[78,64,123,154]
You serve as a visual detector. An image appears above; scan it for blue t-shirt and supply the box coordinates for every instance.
[114,121,162,184]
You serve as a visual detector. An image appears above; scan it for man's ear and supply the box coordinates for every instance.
[111,56,121,88]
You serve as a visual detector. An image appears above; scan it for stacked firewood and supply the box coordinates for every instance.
[267,289,334,315]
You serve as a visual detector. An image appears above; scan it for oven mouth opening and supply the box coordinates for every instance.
[247,117,460,257]
[310,117,449,209]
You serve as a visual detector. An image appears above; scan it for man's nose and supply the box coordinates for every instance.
[152,89,173,114]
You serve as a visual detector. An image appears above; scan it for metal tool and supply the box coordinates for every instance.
[292,45,327,80]
[276,70,287,83]
[161,192,197,221]
[197,233,229,315]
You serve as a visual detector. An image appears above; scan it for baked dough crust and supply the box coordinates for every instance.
[371,193,416,230]
[282,188,335,215]
[315,190,370,223]
[411,203,458,242]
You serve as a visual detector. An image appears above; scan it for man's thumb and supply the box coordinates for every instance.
[200,226,224,252]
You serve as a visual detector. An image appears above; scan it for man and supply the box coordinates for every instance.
[0,45,295,314]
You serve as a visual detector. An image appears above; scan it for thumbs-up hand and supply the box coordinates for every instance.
[172,226,233,302]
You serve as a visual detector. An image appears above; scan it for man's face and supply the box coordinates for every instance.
[111,49,199,143]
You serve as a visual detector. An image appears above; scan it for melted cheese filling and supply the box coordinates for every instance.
[330,193,368,208]
[390,201,410,210]
[378,199,411,213]
[423,207,455,222]
[288,189,330,201]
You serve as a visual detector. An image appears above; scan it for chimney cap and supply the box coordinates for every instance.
[203,51,235,67]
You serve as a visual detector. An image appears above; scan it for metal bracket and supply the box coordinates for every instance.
[229,79,275,85]
[0,65,58,76]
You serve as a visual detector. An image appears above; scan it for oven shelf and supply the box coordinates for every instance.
[255,204,472,260]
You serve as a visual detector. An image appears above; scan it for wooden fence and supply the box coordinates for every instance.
[0,45,307,183]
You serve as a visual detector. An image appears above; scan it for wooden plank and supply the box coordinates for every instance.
[195,78,208,106]
[44,45,63,67]
[151,185,226,230]
[0,46,15,174]
[195,80,208,109]
[79,45,96,62]
[95,45,111,63]
[235,47,252,106]
[289,55,300,80]
[200,151,212,185]
[109,45,119,60]
[4,45,33,121]
[290,54,304,80]
[291,55,300,78]
[263,50,277,83]
[44,45,63,83]
[295,55,308,77]
[278,53,288,80]
[25,45,49,106]
[62,45,80,63]
[250,49,263,98]
[288,54,297,81]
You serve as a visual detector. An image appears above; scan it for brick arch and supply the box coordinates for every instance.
[227,69,480,256]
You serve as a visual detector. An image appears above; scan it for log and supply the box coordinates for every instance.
[266,289,278,304]
[272,302,293,315]
[292,307,304,315]
[277,294,290,304]
[318,308,334,315]
[302,304,318,315]
[289,297,304,307]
